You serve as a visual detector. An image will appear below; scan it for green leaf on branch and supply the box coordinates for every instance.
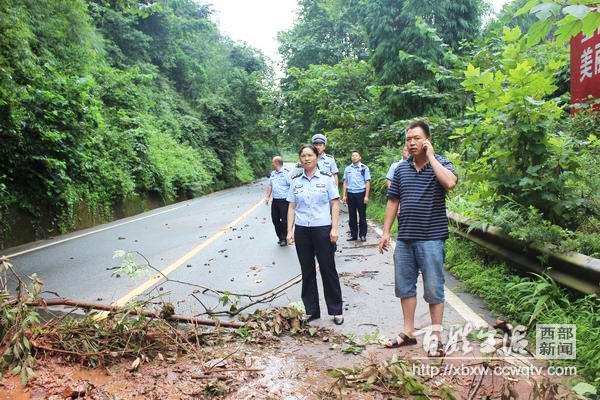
[572,382,597,397]
[515,0,542,17]
[555,15,583,44]
[527,20,553,47]
[503,26,522,43]
[581,11,600,37]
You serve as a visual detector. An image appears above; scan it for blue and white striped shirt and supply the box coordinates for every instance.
[387,155,456,240]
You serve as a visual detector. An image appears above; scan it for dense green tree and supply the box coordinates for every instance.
[359,0,487,118]
[278,0,487,128]
[278,0,368,71]
[281,60,383,152]
[0,0,278,243]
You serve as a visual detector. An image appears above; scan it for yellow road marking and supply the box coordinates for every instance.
[94,199,264,320]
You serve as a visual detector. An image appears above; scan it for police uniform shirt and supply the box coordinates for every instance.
[386,160,405,181]
[286,169,340,227]
[317,153,338,175]
[291,162,304,177]
[343,163,371,193]
[269,168,292,199]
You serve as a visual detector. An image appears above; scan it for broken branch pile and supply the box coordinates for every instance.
[326,354,455,399]
[0,255,329,386]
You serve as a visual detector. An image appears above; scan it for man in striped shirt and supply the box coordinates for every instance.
[378,120,457,357]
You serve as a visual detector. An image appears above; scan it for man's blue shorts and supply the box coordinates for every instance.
[393,239,445,304]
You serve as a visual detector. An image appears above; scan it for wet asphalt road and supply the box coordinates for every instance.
[3,171,494,337]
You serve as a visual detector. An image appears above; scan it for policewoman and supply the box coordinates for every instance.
[264,156,292,246]
[311,134,339,185]
[286,144,344,325]
[342,150,371,241]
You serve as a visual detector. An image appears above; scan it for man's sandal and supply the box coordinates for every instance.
[427,341,445,357]
[384,332,417,348]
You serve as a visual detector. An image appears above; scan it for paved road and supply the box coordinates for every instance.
[3,170,494,337]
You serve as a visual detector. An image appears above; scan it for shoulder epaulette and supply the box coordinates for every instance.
[321,171,333,177]
[291,172,303,179]
[323,153,334,159]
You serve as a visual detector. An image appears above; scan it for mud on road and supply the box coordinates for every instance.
[0,332,574,400]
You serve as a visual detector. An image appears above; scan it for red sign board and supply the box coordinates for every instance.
[570,28,600,108]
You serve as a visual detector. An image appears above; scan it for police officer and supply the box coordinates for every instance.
[311,134,339,186]
[342,150,371,241]
[386,146,410,189]
[286,144,344,325]
[265,156,292,246]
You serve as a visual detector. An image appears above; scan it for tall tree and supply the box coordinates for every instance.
[359,0,487,118]
[278,0,368,71]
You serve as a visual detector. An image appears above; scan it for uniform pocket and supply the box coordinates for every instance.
[316,189,329,204]
[293,189,306,205]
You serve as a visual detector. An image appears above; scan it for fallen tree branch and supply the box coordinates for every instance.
[134,251,301,300]
[204,368,264,374]
[467,364,489,400]
[30,341,134,358]
[194,276,299,318]
[20,297,245,328]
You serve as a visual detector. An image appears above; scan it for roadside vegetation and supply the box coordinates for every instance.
[445,236,600,385]
[0,0,280,243]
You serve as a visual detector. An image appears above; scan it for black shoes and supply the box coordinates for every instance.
[278,239,287,246]
[305,314,342,325]
[349,236,366,241]
[306,314,320,323]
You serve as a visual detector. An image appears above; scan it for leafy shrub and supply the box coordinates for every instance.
[234,149,254,184]
[147,132,219,199]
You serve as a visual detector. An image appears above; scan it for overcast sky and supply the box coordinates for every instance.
[206,0,513,65]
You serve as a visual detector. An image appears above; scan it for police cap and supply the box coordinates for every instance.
[311,134,327,145]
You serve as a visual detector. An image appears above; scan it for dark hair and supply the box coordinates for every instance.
[350,149,361,156]
[298,144,318,157]
[406,120,431,138]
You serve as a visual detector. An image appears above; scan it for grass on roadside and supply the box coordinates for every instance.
[446,236,600,386]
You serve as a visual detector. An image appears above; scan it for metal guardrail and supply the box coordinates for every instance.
[448,212,600,295]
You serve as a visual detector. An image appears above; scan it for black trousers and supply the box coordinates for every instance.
[348,191,367,238]
[271,199,289,240]
[294,225,343,316]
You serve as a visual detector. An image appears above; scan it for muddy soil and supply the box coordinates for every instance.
[0,334,573,400]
